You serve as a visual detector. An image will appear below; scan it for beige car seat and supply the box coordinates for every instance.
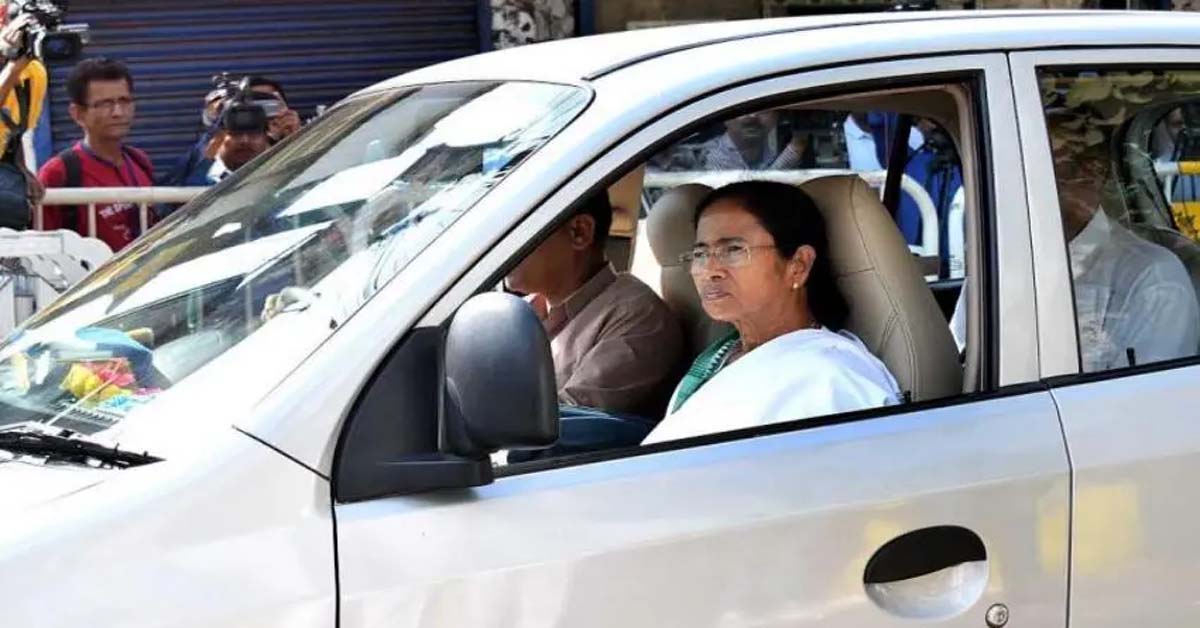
[647,177,961,401]
[646,184,730,356]
[801,176,961,401]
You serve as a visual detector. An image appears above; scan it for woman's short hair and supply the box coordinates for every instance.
[695,180,850,330]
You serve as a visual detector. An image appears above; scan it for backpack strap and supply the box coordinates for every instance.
[57,146,82,231]
[58,147,81,187]
[123,146,153,182]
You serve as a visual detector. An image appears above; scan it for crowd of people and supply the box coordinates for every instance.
[0,12,303,253]
[31,58,301,253]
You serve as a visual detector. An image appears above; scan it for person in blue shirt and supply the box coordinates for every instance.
[845,112,963,276]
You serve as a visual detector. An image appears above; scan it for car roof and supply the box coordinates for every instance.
[363,10,1200,91]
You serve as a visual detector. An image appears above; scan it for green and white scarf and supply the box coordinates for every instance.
[669,329,740,414]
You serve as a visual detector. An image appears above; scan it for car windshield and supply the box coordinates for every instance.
[0,81,588,437]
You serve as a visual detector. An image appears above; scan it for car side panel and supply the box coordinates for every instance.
[0,429,336,628]
[337,394,1068,627]
[1053,366,1200,627]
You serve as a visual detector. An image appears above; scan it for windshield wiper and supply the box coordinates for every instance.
[0,427,160,468]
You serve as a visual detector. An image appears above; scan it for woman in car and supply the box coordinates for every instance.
[643,181,901,444]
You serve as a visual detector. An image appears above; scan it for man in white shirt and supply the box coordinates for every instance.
[949,151,1200,370]
[841,112,925,172]
[1058,154,1199,371]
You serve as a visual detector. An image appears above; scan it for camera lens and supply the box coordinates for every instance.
[39,32,80,61]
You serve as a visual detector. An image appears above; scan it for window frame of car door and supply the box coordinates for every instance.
[411,53,1039,474]
[1010,48,1200,383]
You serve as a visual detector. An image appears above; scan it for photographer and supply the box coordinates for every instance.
[206,101,271,183]
[162,75,298,188]
[0,9,48,229]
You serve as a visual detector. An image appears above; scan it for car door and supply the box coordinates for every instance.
[334,53,1070,627]
[1011,48,1200,627]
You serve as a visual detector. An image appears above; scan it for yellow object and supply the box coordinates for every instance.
[60,363,130,405]
[1178,161,1200,176]
[0,59,45,158]
[1171,201,1200,241]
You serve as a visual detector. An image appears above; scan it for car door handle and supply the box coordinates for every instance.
[863,526,989,620]
[864,525,985,584]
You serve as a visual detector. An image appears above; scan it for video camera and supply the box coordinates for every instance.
[205,72,284,135]
[7,0,88,61]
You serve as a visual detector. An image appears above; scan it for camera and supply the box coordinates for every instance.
[7,0,89,61]
[208,72,271,135]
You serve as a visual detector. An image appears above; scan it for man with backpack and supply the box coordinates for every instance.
[38,57,153,252]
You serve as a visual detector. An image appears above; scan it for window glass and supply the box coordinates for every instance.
[1152,103,1200,235]
[643,107,966,280]
[0,81,588,437]
[1038,68,1200,373]
[503,94,978,466]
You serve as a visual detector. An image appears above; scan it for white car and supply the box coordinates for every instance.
[3,9,1200,627]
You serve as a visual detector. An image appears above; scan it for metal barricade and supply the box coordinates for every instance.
[34,186,208,235]
[0,187,208,335]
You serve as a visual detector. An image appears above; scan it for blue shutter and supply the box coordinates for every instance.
[46,0,483,175]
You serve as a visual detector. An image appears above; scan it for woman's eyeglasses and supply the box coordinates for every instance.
[680,242,777,273]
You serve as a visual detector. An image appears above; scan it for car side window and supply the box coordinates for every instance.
[1153,103,1200,232]
[1038,68,1200,373]
[498,84,980,465]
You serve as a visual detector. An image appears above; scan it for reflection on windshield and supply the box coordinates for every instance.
[0,81,588,437]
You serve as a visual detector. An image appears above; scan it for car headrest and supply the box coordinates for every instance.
[799,175,961,401]
[647,184,711,266]
[646,183,728,353]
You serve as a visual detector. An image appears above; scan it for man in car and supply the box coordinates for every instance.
[1056,146,1200,371]
[506,192,684,424]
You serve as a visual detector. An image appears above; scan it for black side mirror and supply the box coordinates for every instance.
[333,293,558,502]
[441,292,558,457]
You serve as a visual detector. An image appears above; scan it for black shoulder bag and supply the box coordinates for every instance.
[0,78,36,230]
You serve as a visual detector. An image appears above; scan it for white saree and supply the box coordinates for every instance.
[643,328,902,445]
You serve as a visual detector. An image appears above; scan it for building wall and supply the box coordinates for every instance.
[598,0,1196,26]
[596,0,761,32]
[492,0,576,48]
[494,0,1197,47]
